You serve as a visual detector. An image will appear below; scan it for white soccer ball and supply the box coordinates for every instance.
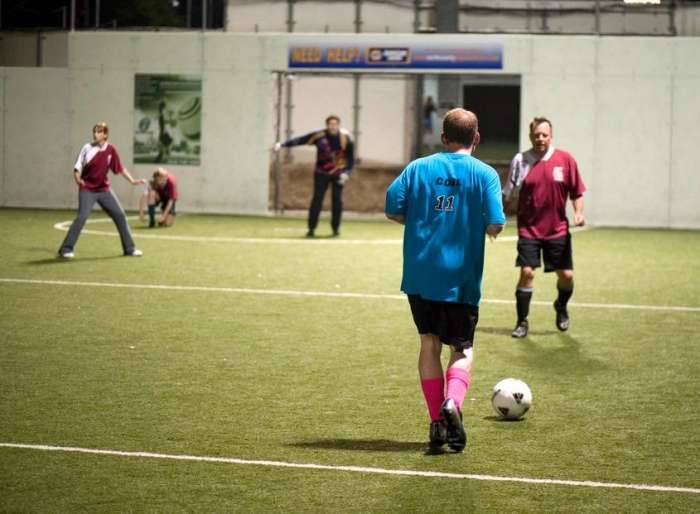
[491,378,532,420]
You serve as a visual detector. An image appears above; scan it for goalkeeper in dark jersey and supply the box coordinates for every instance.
[274,115,354,237]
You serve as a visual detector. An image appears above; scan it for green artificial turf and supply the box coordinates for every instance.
[1,208,699,513]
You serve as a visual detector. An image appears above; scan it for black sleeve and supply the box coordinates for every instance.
[282,130,322,148]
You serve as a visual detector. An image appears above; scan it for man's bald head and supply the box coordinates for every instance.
[442,108,479,148]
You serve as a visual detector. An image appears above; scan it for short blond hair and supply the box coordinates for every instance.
[153,167,168,179]
[93,122,109,136]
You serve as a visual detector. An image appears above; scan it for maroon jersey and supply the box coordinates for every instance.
[154,174,178,200]
[74,142,124,192]
[505,147,586,240]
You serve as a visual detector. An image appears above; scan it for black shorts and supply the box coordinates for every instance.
[516,234,572,272]
[407,295,479,352]
[159,198,176,215]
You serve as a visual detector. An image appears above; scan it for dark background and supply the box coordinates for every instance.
[1,0,226,30]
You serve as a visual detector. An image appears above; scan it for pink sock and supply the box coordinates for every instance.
[445,368,470,410]
[420,377,445,422]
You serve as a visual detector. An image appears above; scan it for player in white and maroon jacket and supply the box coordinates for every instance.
[58,122,147,258]
[503,117,586,338]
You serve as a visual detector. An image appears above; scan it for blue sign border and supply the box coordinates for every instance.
[289,42,503,70]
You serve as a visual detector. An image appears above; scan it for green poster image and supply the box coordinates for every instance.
[134,74,202,165]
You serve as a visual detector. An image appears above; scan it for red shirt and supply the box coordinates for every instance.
[74,142,123,192]
[511,148,586,240]
[155,174,178,200]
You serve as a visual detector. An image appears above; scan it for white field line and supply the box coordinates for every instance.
[1,278,699,313]
[53,216,588,244]
[0,443,697,495]
[52,217,403,245]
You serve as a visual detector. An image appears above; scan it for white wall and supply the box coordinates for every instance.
[510,34,700,228]
[1,31,699,228]
[285,74,410,165]
[0,32,284,215]
[0,68,73,208]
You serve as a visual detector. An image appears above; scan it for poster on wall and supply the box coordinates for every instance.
[134,74,202,165]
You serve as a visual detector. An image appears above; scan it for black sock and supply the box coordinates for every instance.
[515,288,533,323]
[148,204,156,227]
[557,286,574,309]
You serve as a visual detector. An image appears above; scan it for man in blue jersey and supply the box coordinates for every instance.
[385,108,505,453]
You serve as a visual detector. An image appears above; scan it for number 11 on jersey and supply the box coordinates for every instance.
[435,195,455,212]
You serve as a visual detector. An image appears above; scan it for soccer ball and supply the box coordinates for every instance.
[491,378,532,420]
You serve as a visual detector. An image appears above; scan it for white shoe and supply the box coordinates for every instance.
[125,249,143,257]
[58,251,75,259]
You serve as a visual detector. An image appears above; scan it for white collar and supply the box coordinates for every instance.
[535,145,555,161]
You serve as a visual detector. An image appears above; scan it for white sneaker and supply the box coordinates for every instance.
[125,249,143,257]
[58,251,75,259]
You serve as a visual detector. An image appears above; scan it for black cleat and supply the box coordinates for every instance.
[428,419,447,453]
[332,229,340,237]
[511,320,529,338]
[440,399,467,452]
[554,301,570,331]
[306,230,315,238]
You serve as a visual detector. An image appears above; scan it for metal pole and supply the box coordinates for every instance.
[413,0,419,33]
[284,0,295,162]
[37,31,43,67]
[352,75,360,164]
[70,0,76,31]
[669,0,677,36]
[594,0,600,35]
[95,0,100,29]
[274,73,284,214]
[186,0,192,28]
[286,0,295,33]
[202,0,207,30]
[413,75,424,160]
[284,78,294,163]
[354,0,362,33]
[352,0,362,162]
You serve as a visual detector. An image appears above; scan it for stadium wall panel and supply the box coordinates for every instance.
[1,32,698,227]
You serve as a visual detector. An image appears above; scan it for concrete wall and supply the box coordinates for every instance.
[0,32,68,67]
[511,35,700,228]
[1,32,284,215]
[226,0,415,33]
[1,31,699,228]
[286,74,412,165]
[226,0,700,37]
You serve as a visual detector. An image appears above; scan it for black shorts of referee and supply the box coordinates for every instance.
[515,233,573,272]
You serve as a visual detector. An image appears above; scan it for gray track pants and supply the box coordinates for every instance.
[59,189,136,255]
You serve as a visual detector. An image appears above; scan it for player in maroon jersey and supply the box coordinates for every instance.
[140,168,178,228]
[503,117,586,338]
[58,122,147,258]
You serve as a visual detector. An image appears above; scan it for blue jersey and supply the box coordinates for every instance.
[385,152,505,306]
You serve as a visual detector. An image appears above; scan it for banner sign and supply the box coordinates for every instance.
[134,74,202,166]
[289,41,502,70]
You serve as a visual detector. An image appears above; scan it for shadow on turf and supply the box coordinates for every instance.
[25,255,124,265]
[478,326,559,337]
[482,415,526,423]
[523,332,607,373]
[289,438,426,453]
